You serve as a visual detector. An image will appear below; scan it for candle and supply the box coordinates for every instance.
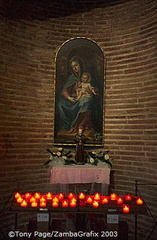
[101,197,109,204]
[25,193,31,201]
[117,197,123,204]
[17,197,23,204]
[78,192,85,200]
[136,198,143,205]
[110,193,117,201]
[46,192,53,200]
[58,193,64,200]
[122,205,130,213]
[70,199,77,207]
[68,192,75,199]
[40,197,46,202]
[86,196,93,204]
[92,201,99,208]
[62,200,68,207]
[30,197,36,203]
[52,201,59,208]
[71,197,77,202]
[125,194,132,201]
[31,201,38,207]
[40,201,46,207]
[21,200,28,207]
[94,193,101,201]
[53,196,59,202]
[15,192,21,199]
[34,192,40,200]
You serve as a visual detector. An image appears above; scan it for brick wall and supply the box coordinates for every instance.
[0,0,157,239]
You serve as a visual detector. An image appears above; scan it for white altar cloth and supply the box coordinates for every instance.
[50,163,110,194]
[50,164,110,184]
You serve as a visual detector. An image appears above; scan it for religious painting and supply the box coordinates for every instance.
[54,37,105,146]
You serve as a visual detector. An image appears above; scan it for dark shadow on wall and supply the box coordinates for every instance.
[1,0,133,20]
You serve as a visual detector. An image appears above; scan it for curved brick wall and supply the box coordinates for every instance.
[0,0,157,239]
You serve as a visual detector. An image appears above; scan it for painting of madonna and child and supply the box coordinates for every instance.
[54,38,105,146]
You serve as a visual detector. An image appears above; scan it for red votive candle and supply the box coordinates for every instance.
[110,193,117,201]
[21,200,28,207]
[68,192,75,199]
[92,201,99,208]
[30,197,36,203]
[52,201,59,208]
[25,193,31,201]
[15,192,21,199]
[78,192,85,200]
[125,194,132,201]
[62,200,68,207]
[136,198,143,205]
[46,192,53,200]
[17,197,23,204]
[101,197,109,204]
[53,196,59,203]
[123,205,130,213]
[70,199,77,207]
[71,197,77,202]
[31,201,38,207]
[40,201,46,207]
[94,193,101,201]
[40,197,46,202]
[58,193,64,200]
[117,197,123,204]
[34,192,40,200]
[86,196,93,204]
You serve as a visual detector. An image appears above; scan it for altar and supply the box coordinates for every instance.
[50,162,110,194]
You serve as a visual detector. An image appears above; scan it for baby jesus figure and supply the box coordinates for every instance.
[75,72,98,101]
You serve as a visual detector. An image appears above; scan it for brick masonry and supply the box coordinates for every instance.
[0,0,157,239]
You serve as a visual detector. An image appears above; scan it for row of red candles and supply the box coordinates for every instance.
[14,192,144,213]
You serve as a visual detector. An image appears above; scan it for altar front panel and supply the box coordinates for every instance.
[50,165,110,184]
[50,164,110,195]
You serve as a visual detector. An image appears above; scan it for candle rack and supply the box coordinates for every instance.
[11,192,146,214]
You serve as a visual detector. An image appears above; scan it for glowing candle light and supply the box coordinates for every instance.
[101,197,109,204]
[70,199,77,207]
[71,197,77,202]
[40,201,46,207]
[17,197,23,204]
[94,193,101,201]
[31,201,38,207]
[117,197,123,204]
[110,193,117,201]
[40,197,46,202]
[86,196,93,204]
[25,193,31,201]
[68,192,76,199]
[123,205,130,213]
[78,192,85,200]
[62,200,68,207]
[52,201,59,208]
[15,192,21,199]
[53,196,59,202]
[92,201,99,208]
[58,193,64,200]
[21,200,28,207]
[34,192,40,200]
[30,197,36,203]
[46,192,53,200]
[136,198,143,205]
[125,194,132,201]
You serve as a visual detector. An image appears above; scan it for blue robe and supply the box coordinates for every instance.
[58,73,93,130]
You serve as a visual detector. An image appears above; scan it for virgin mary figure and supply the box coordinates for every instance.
[56,56,98,142]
